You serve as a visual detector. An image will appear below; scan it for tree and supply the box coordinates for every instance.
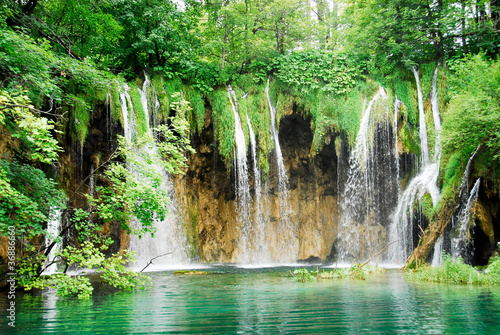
[14,92,195,298]
[343,0,500,75]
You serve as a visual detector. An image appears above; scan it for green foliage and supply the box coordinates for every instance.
[128,86,148,138]
[0,28,62,104]
[0,90,62,163]
[443,54,500,164]
[439,54,500,202]
[276,51,360,95]
[92,92,194,236]
[405,254,500,285]
[293,265,384,282]
[484,247,500,276]
[23,242,151,299]
[108,80,125,125]
[67,94,91,146]
[0,160,66,238]
[156,92,196,174]
[239,84,272,174]
[183,85,206,133]
[20,198,151,298]
[293,268,315,282]
[208,88,235,167]
[26,274,94,299]
[109,0,196,76]
[151,76,183,121]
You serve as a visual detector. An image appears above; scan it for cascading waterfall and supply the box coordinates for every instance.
[394,97,402,183]
[44,209,63,275]
[247,114,271,263]
[431,236,443,267]
[451,179,481,262]
[337,86,398,262]
[389,65,442,264]
[449,147,482,263]
[265,77,297,262]
[120,78,189,270]
[412,67,430,166]
[119,84,134,141]
[430,65,442,162]
[227,85,252,262]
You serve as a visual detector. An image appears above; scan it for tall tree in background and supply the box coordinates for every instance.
[343,0,500,75]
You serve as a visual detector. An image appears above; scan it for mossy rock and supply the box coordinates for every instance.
[174,270,208,275]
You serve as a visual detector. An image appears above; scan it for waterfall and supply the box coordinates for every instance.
[337,86,398,262]
[89,163,95,199]
[247,114,271,263]
[389,65,442,264]
[139,74,151,129]
[265,78,290,195]
[451,178,481,262]
[120,80,189,270]
[412,67,430,166]
[431,236,443,267]
[119,84,134,142]
[44,209,63,275]
[389,163,441,260]
[106,92,113,151]
[227,85,252,262]
[394,97,401,181]
[430,65,442,161]
[265,77,297,262]
[247,115,261,208]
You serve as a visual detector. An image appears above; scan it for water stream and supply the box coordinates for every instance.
[451,178,481,262]
[389,65,442,264]
[337,86,398,262]
[227,85,252,262]
[44,209,63,275]
[265,77,297,262]
[120,78,189,270]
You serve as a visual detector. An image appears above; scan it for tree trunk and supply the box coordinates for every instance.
[405,200,456,267]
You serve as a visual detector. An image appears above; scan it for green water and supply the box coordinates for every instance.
[2,267,500,334]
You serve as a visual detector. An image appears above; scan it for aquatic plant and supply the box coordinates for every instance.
[405,253,500,286]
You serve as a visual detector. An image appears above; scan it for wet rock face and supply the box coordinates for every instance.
[178,109,341,262]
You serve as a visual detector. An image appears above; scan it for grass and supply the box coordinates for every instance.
[405,253,500,285]
[292,264,385,282]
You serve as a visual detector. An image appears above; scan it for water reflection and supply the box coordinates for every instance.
[3,268,500,334]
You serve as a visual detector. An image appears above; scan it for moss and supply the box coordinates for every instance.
[420,193,434,220]
[128,86,148,138]
[208,87,235,167]
[337,88,364,147]
[151,76,183,121]
[108,81,124,126]
[183,85,205,134]
[69,94,91,146]
[245,83,272,175]
[174,270,208,275]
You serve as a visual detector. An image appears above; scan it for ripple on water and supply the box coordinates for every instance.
[4,269,500,334]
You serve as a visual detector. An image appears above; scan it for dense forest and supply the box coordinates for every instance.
[1,0,500,297]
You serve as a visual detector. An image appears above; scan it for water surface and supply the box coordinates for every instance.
[2,267,500,334]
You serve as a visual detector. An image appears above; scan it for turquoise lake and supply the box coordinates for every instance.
[2,267,500,334]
